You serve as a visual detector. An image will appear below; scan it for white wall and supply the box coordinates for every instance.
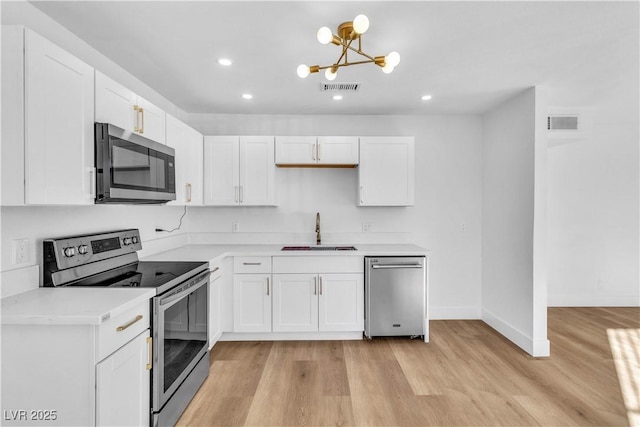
[481,87,550,357]
[546,38,640,306]
[187,113,484,319]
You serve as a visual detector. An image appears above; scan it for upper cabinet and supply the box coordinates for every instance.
[275,136,359,166]
[95,71,166,144]
[166,115,204,206]
[358,136,415,206]
[203,136,276,206]
[1,27,95,206]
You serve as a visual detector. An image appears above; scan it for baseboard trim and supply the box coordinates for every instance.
[220,331,363,341]
[481,308,550,357]
[548,294,640,307]
[430,306,481,320]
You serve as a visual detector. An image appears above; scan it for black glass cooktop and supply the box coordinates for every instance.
[65,261,208,292]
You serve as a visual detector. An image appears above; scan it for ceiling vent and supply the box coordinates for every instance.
[321,82,360,92]
[547,115,579,131]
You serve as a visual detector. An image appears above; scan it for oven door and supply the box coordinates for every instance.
[95,123,176,203]
[153,271,209,412]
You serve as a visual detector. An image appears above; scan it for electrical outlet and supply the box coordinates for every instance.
[14,238,29,264]
[460,223,467,233]
[232,222,240,232]
[362,223,373,232]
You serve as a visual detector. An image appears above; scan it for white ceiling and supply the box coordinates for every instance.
[29,1,638,116]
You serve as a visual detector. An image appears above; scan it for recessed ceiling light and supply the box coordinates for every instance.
[421,94,432,101]
[242,93,253,100]
[218,58,232,66]
[332,95,343,101]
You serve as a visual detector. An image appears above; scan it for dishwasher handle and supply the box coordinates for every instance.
[371,263,423,269]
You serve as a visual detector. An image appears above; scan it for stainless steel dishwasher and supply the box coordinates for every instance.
[365,256,426,339]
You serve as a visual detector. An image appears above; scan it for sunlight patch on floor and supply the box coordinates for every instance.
[607,328,640,426]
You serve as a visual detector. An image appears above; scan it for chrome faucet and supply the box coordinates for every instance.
[315,212,321,245]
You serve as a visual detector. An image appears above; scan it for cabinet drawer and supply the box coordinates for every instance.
[234,256,272,273]
[97,300,150,361]
[272,256,363,274]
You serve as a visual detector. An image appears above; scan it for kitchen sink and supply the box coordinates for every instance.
[281,245,357,251]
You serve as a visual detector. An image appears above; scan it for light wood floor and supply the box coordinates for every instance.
[177,307,639,426]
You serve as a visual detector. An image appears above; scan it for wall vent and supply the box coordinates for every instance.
[321,82,360,92]
[547,115,579,131]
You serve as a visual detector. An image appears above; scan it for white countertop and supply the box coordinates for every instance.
[1,288,155,326]
[142,243,429,263]
[2,243,426,326]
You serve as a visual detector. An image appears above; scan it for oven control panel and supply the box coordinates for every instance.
[44,229,142,270]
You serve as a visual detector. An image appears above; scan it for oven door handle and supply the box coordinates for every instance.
[159,272,209,307]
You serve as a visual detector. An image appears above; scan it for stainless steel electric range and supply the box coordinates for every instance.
[43,229,209,427]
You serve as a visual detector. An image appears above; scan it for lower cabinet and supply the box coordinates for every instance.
[233,273,272,332]
[1,300,151,426]
[272,273,364,332]
[95,331,150,427]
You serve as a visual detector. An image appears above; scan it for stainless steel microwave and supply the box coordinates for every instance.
[95,123,176,204]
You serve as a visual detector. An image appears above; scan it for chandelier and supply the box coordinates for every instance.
[297,14,400,80]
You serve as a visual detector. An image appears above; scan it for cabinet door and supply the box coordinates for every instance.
[272,274,318,332]
[204,136,240,205]
[209,263,223,346]
[24,29,95,205]
[240,136,276,206]
[136,96,166,144]
[233,274,272,332]
[1,26,25,205]
[275,136,317,165]
[317,136,359,165]
[357,136,415,206]
[96,330,151,427]
[318,273,364,332]
[167,115,203,205]
[95,71,136,132]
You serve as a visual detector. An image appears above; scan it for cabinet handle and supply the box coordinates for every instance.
[243,262,262,266]
[133,105,140,132]
[116,314,143,332]
[318,143,322,161]
[88,167,96,198]
[210,267,220,274]
[360,186,364,204]
[312,144,316,161]
[186,183,192,203]
[319,276,323,296]
[234,186,239,202]
[146,336,153,370]
[314,277,317,295]
[266,277,270,296]
[138,107,145,134]
[240,186,243,203]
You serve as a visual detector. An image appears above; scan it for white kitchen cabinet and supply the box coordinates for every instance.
[275,136,359,166]
[233,273,272,332]
[272,256,364,332]
[272,274,318,332]
[166,115,204,205]
[1,299,151,426]
[203,136,275,206]
[357,136,415,206]
[208,261,224,347]
[1,26,95,205]
[96,331,151,427]
[95,70,166,144]
[318,273,364,331]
